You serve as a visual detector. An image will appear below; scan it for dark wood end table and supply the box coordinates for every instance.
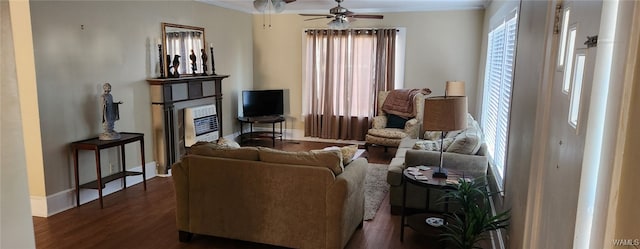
[400,166,465,242]
[71,132,146,208]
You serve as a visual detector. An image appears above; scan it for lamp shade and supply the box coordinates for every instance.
[272,0,286,13]
[328,17,349,30]
[445,81,466,96]
[423,96,468,131]
[253,0,268,12]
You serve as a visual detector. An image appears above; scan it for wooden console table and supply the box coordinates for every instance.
[71,132,146,208]
[147,75,229,173]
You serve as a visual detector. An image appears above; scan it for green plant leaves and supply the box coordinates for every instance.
[439,178,510,249]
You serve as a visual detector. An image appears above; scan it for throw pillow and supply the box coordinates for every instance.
[424,130,443,141]
[413,138,455,151]
[340,144,359,164]
[323,144,359,165]
[445,129,464,139]
[190,142,259,161]
[217,137,241,148]
[258,147,344,175]
[446,121,482,155]
[386,114,408,129]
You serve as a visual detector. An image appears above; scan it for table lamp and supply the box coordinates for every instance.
[423,96,468,178]
[445,81,466,96]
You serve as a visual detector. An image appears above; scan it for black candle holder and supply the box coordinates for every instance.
[210,47,217,75]
[158,44,165,78]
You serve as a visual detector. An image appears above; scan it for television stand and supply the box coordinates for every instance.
[238,116,285,147]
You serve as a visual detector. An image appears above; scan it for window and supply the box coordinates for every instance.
[557,7,571,69]
[302,29,405,140]
[481,11,518,185]
[562,27,577,93]
[568,52,586,129]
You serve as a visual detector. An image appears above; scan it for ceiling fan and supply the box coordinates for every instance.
[253,0,296,13]
[299,0,384,29]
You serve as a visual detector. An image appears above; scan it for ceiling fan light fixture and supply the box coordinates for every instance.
[328,16,349,30]
[253,0,268,12]
[272,0,286,13]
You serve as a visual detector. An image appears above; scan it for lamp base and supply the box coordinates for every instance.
[432,167,448,178]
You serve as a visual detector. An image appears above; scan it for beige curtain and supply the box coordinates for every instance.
[373,29,397,116]
[303,29,397,140]
[166,31,203,75]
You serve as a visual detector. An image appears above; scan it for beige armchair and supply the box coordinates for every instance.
[365,91,426,151]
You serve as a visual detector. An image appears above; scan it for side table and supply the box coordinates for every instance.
[238,115,285,147]
[400,167,463,242]
[71,132,146,208]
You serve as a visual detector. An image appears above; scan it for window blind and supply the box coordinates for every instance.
[481,14,518,184]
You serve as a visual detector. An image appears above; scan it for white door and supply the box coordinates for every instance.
[536,1,602,248]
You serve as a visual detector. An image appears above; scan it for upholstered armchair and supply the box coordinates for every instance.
[365,91,426,151]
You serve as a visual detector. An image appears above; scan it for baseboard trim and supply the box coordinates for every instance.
[30,196,48,218]
[31,161,157,217]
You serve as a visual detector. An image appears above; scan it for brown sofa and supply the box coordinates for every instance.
[172,146,367,249]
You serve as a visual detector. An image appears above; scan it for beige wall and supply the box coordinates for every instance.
[498,1,548,248]
[29,1,253,196]
[1,1,37,248]
[613,1,640,243]
[616,56,640,242]
[252,10,484,131]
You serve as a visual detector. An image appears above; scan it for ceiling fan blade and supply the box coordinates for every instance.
[283,0,296,3]
[305,16,333,21]
[299,14,333,17]
[350,14,384,19]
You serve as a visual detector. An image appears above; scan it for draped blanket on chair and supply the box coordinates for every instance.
[382,88,431,118]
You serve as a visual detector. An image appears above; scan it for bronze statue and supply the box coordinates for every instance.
[169,55,181,78]
[190,49,197,75]
[201,49,208,75]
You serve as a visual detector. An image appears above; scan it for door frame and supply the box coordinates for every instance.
[523,1,640,249]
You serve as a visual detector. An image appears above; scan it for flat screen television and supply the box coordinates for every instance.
[242,89,284,117]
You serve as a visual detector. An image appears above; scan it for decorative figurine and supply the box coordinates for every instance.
[190,49,197,75]
[99,83,123,140]
[166,55,172,77]
[169,54,181,78]
[201,48,208,76]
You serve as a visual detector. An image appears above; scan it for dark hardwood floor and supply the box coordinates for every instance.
[33,140,443,249]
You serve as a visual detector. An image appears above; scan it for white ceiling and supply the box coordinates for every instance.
[198,0,489,15]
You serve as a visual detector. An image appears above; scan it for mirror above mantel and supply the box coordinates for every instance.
[162,22,207,78]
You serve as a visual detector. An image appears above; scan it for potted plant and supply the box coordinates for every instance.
[439,178,510,249]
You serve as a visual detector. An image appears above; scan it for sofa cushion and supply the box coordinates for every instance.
[446,120,482,155]
[190,143,260,161]
[258,147,344,175]
[413,138,455,151]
